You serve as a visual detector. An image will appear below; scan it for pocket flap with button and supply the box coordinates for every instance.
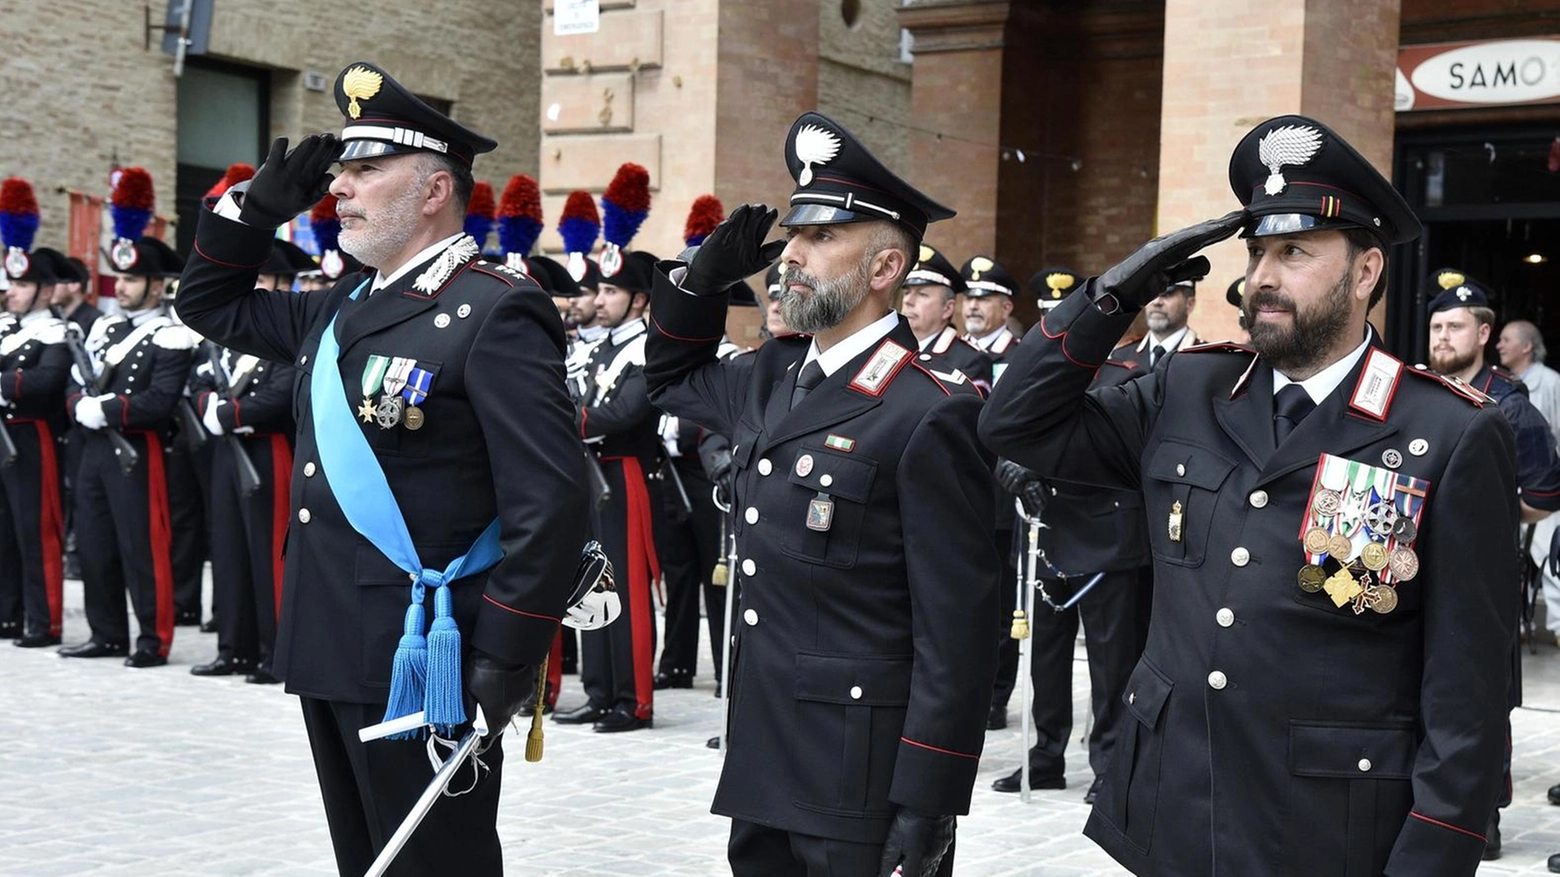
[1145,440,1236,490]
[1122,658,1173,731]
[1288,720,1416,779]
[731,420,759,469]
[795,652,913,706]
[786,446,876,503]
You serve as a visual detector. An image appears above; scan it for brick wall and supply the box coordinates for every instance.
[817,0,913,178]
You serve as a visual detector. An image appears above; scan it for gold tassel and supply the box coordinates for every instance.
[712,560,729,586]
[525,654,548,763]
[1010,609,1030,640]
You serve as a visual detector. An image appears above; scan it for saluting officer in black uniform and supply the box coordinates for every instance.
[60,236,198,667]
[187,239,307,683]
[900,244,993,392]
[176,63,587,875]
[1,245,73,647]
[646,112,999,877]
[982,115,1520,877]
[555,249,662,733]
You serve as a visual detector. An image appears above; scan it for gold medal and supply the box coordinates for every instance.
[1360,541,1389,572]
[1324,567,1364,608]
[1297,564,1327,593]
[1327,534,1354,562]
[1388,547,1419,581]
[404,405,425,430]
[1370,585,1399,614]
[1311,489,1342,517]
[1303,527,1332,555]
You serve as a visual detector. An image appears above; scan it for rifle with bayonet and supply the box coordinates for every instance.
[60,317,139,475]
[204,344,264,497]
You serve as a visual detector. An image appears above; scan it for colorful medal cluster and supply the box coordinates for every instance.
[1296,453,1427,615]
[358,354,434,431]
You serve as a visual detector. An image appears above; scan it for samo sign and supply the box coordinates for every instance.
[1396,37,1560,112]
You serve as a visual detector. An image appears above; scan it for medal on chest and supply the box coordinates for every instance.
[1297,453,1429,614]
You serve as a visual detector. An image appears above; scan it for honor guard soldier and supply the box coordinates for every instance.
[0,234,73,647]
[982,115,1521,876]
[53,257,102,337]
[554,247,662,733]
[187,240,307,684]
[1422,269,1560,858]
[176,62,588,875]
[1029,267,1079,314]
[646,111,1000,877]
[960,254,1020,378]
[1131,274,1203,370]
[61,223,199,668]
[900,244,993,392]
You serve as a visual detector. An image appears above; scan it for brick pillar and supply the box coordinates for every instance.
[1159,0,1401,344]
[898,1,1010,262]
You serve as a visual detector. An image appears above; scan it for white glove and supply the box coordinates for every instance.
[0,390,9,408]
[74,395,107,430]
[563,585,621,631]
[202,396,225,436]
[233,425,255,435]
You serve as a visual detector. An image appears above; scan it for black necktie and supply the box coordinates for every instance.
[790,360,826,410]
[1273,384,1316,444]
[1150,344,1167,369]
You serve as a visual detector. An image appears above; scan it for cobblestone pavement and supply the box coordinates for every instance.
[6,577,1560,875]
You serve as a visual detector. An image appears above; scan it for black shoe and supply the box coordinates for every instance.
[653,670,694,690]
[174,610,201,627]
[1547,852,1560,873]
[986,703,1008,731]
[15,633,61,648]
[991,767,1066,793]
[59,640,128,658]
[125,650,168,669]
[1548,782,1560,805]
[244,669,280,685]
[706,735,721,750]
[1483,813,1501,860]
[552,703,609,725]
[190,656,254,677]
[199,619,218,634]
[714,683,723,698]
[1085,777,1103,805]
[0,621,20,639]
[593,707,651,733]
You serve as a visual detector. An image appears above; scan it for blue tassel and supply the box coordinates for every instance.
[381,602,428,739]
[423,584,465,733]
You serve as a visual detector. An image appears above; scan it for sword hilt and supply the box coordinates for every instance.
[525,654,548,763]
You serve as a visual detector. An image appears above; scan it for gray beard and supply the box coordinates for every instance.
[776,258,871,335]
[338,184,424,270]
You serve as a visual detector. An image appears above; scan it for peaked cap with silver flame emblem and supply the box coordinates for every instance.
[334,61,497,167]
[1229,114,1420,246]
[780,112,955,240]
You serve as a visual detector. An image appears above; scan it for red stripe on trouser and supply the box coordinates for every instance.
[605,456,661,721]
[15,419,64,635]
[140,432,176,657]
[267,434,292,618]
[547,631,563,709]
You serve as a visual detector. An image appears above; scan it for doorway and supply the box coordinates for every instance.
[175,60,270,257]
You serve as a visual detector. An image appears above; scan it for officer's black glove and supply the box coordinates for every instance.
[683,203,787,296]
[702,446,734,485]
[1094,210,1245,312]
[877,808,956,877]
[239,134,341,230]
[1019,481,1048,519]
[993,458,1037,496]
[465,651,536,749]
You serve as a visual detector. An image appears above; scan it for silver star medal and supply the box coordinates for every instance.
[794,124,842,187]
[413,235,480,295]
[1258,124,1324,196]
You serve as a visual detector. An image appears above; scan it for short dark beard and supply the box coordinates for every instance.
[1429,346,1479,376]
[1243,264,1355,375]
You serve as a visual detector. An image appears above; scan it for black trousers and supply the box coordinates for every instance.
[165,438,210,617]
[75,431,174,655]
[728,819,954,877]
[580,457,659,718]
[300,697,504,877]
[0,422,65,637]
[989,523,1020,712]
[654,457,726,680]
[1018,568,1147,779]
[207,434,287,666]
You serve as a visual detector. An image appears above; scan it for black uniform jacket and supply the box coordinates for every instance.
[1033,350,1150,576]
[66,312,197,434]
[644,271,1001,844]
[918,326,994,393]
[980,289,1518,877]
[177,211,588,704]
[1,313,71,433]
[1473,364,1560,512]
